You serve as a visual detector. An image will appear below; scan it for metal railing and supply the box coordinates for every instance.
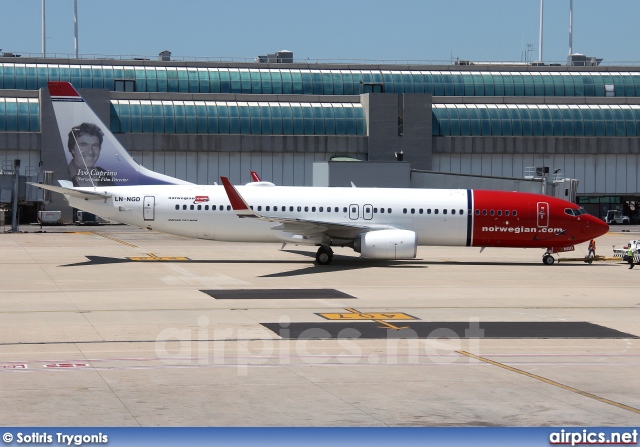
[4,51,640,67]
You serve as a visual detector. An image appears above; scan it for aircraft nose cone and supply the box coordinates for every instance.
[588,215,609,238]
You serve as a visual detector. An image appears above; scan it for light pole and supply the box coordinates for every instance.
[42,0,46,57]
[74,0,79,58]
[538,0,544,63]
[569,0,573,57]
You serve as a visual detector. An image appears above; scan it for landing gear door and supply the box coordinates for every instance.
[537,202,549,228]
[143,196,155,221]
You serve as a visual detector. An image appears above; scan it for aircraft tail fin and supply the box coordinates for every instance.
[48,82,192,187]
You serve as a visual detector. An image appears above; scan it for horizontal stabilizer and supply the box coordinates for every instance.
[28,182,112,200]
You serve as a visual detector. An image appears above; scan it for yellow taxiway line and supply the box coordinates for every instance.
[457,350,640,415]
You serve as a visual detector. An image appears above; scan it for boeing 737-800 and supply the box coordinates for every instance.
[32,82,609,265]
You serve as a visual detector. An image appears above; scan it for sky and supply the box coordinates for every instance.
[1,0,639,65]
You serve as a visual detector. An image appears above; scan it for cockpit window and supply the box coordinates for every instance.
[565,207,587,217]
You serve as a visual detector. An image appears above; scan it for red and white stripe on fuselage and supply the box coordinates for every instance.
[471,190,588,249]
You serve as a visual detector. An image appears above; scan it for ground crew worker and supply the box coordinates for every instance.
[588,239,596,258]
[628,245,635,269]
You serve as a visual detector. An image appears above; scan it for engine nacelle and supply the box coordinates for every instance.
[354,230,417,259]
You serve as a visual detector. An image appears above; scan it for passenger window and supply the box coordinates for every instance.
[419,209,423,214]
[297,206,301,212]
[512,210,517,216]
[289,206,294,212]
[212,205,217,211]
[343,207,347,213]
[312,207,316,212]
[482,210,487,216]
[205,205,209,210]
[451,209,455,215]
[320,207,324,212]
[411,209,415,214]
[190,205,194,210]
[505,210,509,216]
[475,209,480,215]
[352,207,357,213]
[336,207,340,212]
[257,206,262,211]
[175,205,179,210]
[427,209,431,214]
[304,206,309,212]
[497,210,502,216]
[197,205,202,211]
[434,209,439,214]
[443,209,447,215]
[250,206,254,210]
[327,207,331,213]
[227,205,231,211]
[490,210,494,216]
[373,208,377,213]
[266,206,270,211]
[403,208,407,214]
[388,208,392,213]
[380,208,384,214]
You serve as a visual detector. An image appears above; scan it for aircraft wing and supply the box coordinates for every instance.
[28,182,112,200]
[220,177,395,239]
[267,217,394,239]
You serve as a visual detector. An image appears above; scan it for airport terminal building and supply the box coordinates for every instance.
[2,53,640,222]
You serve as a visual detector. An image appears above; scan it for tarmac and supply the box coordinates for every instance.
[1,223,639,426]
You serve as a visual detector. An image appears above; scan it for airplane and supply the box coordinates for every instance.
[32,81,609,266]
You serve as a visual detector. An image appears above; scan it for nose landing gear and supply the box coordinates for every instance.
[542,252,555,265]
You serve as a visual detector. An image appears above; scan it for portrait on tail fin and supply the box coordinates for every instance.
[66,122,115,187]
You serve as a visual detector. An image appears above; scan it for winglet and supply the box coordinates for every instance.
[250,171,261,182]
[220,177,260,218]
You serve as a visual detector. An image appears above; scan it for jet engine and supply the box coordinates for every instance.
[354,230,417,259]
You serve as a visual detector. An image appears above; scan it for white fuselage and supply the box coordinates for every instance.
[68,184,470,246]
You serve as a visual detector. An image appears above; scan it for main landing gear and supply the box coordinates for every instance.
[542,251,555,265]
[316,245,334,265]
